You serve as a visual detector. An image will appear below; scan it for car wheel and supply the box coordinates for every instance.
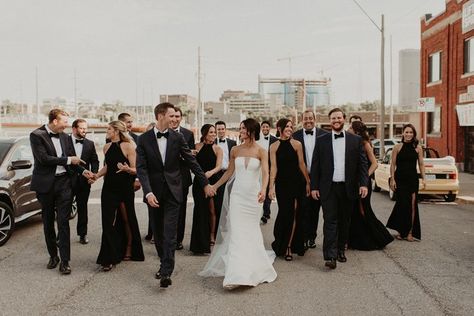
[444,194,456,202]
[372,178,381,192]
[69,196,77,220]
[0,201,15,246]
[389,188,397,201]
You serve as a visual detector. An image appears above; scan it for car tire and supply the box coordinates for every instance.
[69,196,78,220]
[444,194,456,202]
[0,201,15,247]
[372,178,381,192]
[389,188,397,201]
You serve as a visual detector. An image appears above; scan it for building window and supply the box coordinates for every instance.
[428,51,442,83]
[464,38,474,73]
[427,106,441,134]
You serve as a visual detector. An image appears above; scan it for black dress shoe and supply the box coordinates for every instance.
[47,256,60,269]
[176,242,184,250]
[79,236,89,245]
[160,275,172,288]
[325,259,337,269]
[303,241,309,250]
[308,239,316,249]
[260,216,267,224]
[59,261,71,275]
[155,271,161,279]
[337,250,347,263]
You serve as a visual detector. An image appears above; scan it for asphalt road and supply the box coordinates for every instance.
[1,184,473,316]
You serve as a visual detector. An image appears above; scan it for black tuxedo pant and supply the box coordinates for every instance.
[301,195,321,242]
[152,185,180,277]
[37,175,72,262]
[73,182,91,238]
[176,184,191,244]
[321,182,355,260]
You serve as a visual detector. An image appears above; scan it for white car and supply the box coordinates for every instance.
[372,147,459,202]
[371,138,400,158]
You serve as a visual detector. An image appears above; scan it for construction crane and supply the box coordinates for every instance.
[277,52,315,78]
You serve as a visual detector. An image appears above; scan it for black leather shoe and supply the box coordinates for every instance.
[337,250,347,263]
[308,239,316,249]
[79,236,89,245]
[160,275,172,288]
[155,271,161,279]
[47,256,60,269]
[176,242,184,250]
[59,261,71,275]
[303,241,309,250]
[325,259,337,269]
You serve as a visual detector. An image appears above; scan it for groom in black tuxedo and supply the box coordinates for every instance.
[310,108,368,269]
[136,102,214,288]
[30,109,93,274]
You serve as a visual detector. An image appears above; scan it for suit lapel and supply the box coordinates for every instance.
[227,139,232,152]
[164,131,175,167]
[149,130,164,166]
[41,128,58,156]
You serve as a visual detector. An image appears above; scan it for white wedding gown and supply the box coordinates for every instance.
[199,157,277,288]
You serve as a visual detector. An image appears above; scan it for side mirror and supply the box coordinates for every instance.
[9,160,32,170]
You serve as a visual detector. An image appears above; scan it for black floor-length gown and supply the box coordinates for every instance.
[190,143,220,253]
[348,183,394,250]
[386,141,421,239]
[271,139,306,256]
[97,141,144,266]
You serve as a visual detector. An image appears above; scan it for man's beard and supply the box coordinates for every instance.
[332,123,344,132]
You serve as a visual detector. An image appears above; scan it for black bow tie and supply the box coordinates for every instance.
[157,131,169,139]
[49,132,59,138]
[75,139,84,144]
[305,130,314,135]
[264,136,269,140]
[334,133,344,139]
[219,139,226,143]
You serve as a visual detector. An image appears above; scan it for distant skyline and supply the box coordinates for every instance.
[0,0,445,106]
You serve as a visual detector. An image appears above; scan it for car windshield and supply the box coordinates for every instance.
[0,143,12,163]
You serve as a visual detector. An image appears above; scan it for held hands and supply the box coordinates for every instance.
[257,190,266,203]
[389,178,397,191]
[359,186,368,199]
[204,184,216,198]
[147,193,160,208]
[70,156,86,165]
[311,190,320,200]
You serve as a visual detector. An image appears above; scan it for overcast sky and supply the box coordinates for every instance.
[0,0,446,106]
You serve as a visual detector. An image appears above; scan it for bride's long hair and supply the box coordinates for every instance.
[241,118,260,142]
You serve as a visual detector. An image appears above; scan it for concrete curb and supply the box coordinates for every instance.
[456,195,474,204]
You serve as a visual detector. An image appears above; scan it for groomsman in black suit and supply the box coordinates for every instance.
[70,119,99,245]
[293,110,328,249]
[170,107,196,250]
[30,109,93,274]
[256,120,277,223]
[118,112,139,143]
[214,121,237,227]
[310,108,368,269]
[136,102,214,288]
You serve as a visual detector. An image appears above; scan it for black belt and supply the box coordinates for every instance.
[332,181,345,185]
[55,172,67,177]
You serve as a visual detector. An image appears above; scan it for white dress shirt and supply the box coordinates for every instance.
[154,127,168,164]
[303,128,316,172]
[217,138,229,170]
[44,125,69,175]
[257,133,271,151]
[332,130,346,182]
[72,135,84,159]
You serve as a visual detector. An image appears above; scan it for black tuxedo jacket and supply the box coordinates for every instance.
[30,126,85,194]
[214,138,237,153]
[177,126,195,187]
[136,129,208,204]
[70,136,99,188]
[310,131,369,200]
[129,131,139,143]
[293,127,328,166]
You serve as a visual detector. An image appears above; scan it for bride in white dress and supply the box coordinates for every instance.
[199,118,277,290]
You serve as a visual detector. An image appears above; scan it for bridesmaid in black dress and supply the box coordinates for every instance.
[190,124,223,254]
[348,121,394,250]
[95,121,144,271]
[387,124,425,242]
[269,118,310,260]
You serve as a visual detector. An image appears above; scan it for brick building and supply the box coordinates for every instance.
[421,0,474,172]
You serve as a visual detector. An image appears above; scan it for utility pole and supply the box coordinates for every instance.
[35,66,40,123]
[74,68,78,118]
[380,14,386,156]
[389,34,394,139]
[197,47,202,132]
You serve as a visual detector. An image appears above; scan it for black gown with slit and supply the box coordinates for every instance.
[190,144,219,253]
[96,141,144,265]
[386,142,421,239]
[271,139,306,256]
